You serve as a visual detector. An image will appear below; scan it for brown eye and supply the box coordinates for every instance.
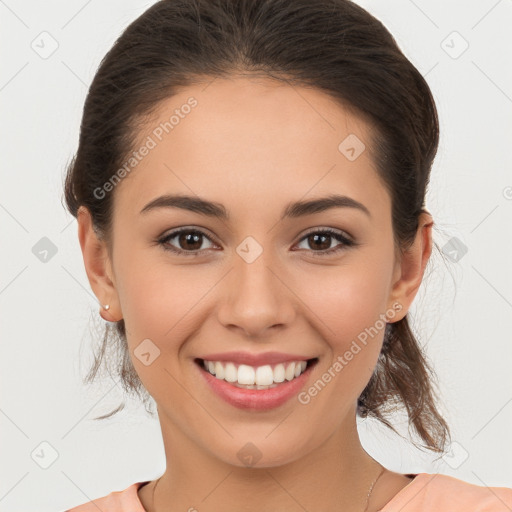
[295,228,355,255]
[177,231,203,251]
[158,228,216,256]
[306,233,332,251]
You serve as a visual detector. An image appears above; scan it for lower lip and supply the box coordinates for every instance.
[197,360,316,411]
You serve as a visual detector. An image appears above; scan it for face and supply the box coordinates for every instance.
[81,76,425,468]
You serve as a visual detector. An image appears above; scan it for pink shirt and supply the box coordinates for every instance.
[64,473,512,511]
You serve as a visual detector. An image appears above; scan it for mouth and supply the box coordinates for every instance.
[195,357,318,389]
[194,357,319,410]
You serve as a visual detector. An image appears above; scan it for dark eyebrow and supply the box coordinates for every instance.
[282,194,371,219]
[140,193,371,220]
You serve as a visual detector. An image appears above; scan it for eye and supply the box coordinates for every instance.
[294,228,355,256]
[156,227,356,257]
[157,228,218,256]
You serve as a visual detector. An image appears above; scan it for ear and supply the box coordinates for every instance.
[77,206,122,322]
[386,211,433,322]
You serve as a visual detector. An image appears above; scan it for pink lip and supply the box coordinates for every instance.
[197,351,312,366]
[196,358,317,411]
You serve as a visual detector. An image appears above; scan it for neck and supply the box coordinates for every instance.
[146,410,384,512]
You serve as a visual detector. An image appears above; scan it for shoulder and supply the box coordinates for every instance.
[63,481,149,512]
[380,473,512,511]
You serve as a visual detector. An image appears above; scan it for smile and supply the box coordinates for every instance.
[195,355,319,410]
[199,359,312,389]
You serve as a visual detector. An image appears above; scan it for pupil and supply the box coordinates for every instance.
[181,232,201,250]
[311,234,330,250]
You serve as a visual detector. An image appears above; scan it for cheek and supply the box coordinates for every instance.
[114,260,210,402]
[115,253,216,350]
[294,251,394,396]
[304,259,392,340]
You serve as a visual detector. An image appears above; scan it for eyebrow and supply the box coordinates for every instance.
[140,193,371,220]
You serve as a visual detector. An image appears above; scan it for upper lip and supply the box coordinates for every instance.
[197,351,315,367]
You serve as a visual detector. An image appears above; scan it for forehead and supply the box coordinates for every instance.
[112,76,390,222]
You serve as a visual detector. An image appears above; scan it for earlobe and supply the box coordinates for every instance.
[386,212,434,322]
[77,206,121,321]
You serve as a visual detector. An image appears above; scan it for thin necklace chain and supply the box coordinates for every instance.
[364,465,386,512]
[150,464,386,512]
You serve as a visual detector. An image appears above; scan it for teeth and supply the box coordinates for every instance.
[285,362,296,381]
[214,361,225,380]
[273,364,285,383]
[255,365,273,386]
[201,359,310,387]
[224,362,237,382]
[238,364,255,385]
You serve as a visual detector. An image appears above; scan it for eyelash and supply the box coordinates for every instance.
[156,227,356,258]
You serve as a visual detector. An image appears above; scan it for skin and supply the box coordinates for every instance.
[78,75,433,511]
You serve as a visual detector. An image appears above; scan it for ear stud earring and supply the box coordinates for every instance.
[102,304,110,310]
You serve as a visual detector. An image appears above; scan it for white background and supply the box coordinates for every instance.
[1,0,511,510]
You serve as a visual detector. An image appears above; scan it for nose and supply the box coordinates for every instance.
[217,246,296,339]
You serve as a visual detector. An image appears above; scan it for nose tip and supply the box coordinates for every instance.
[217,257,295,337]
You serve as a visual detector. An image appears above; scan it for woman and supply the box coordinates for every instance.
[62,0,512,510]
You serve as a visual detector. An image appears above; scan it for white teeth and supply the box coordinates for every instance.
[224,362,237,382]
[214,361,225,380]
[285,362,296,381]
[273,363,285,383]
[238,364,255,385]
[201,359,311,387]
[255,365,273,386]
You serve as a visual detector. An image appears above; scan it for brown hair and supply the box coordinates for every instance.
[63,0,451,453]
